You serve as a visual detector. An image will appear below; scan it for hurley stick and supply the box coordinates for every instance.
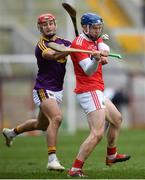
[48,42,122,59]
[62,3,79,36]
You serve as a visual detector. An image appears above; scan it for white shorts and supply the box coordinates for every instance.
[33,89,63,107]
[76,90,106,114]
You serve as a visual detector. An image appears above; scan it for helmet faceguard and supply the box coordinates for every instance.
[81,13,103,40]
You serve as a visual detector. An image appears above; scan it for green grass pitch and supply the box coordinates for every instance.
[0,129,145,179]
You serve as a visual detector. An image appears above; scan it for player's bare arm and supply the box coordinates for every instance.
[42,49,70,60]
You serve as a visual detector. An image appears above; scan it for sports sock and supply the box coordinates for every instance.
[71,159,84,171]
[107,146,117,159]
[48,146,56,154]
[48,146,57,162]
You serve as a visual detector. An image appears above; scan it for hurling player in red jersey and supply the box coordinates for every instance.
[68,13,130,177]
[2,13,71,171]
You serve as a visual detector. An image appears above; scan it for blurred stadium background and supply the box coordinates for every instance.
[0,0,145,134]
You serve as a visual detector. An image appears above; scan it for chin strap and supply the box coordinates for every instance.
[85,33,101,42]
[83,25,103,41]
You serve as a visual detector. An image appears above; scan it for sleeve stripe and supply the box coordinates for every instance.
[41,39,47,49]
[38,43,45,51]
[42,40,47,49]
[38,39,47,51]
[42,48,51,57]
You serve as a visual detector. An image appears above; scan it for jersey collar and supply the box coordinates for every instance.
[81,32,93,42]
[41,35,57,42]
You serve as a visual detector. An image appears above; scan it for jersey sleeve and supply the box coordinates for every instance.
[63,39,71,47]
[37,39,52,57]
[56,36,71,47]
[97,37,103,43]
[97,37,110,52]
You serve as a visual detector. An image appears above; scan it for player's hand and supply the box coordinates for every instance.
[99,50,109,65]
[91,50,101,61]
[100,56,108,65]
[91,50,109,61]
[100,50,109,57]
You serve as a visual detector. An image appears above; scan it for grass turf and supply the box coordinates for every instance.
[0,129,145,179]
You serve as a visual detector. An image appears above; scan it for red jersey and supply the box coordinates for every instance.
[70,33,104,94]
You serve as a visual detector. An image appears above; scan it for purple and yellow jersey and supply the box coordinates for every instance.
[34,36,71,91]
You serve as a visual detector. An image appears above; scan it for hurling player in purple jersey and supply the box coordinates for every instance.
[3,13,71,171]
